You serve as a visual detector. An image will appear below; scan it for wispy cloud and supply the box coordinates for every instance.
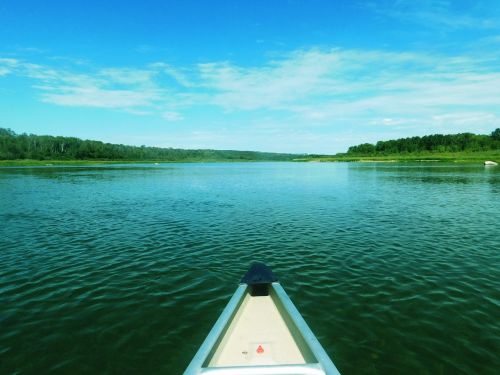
[192,49,500,133]
[1,47,500,151]
[149,62,195,88]
[99,68,157,86]
[360,0,500,30]
[0,67,11,76]
[0,58,19,76]
[197,49,342,111]
[41,86,160,109]
[162,111,183,121]
[0,59,167,111]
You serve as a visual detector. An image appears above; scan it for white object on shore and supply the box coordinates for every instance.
[484,161,498,166]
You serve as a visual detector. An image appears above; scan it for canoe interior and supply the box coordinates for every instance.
[204,284,316,368]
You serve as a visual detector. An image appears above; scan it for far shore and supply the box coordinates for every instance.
[296,150,500,164]
[1,151,499,167]
[0,159,285,167]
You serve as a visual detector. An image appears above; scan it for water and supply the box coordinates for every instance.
[1,162,499,374]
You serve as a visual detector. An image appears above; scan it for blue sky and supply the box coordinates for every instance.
[1,0,500,153]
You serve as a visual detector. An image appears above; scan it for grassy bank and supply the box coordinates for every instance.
[0,159,132,166]
[0,158,284,166]
[1,151,499,166]
[297,150,500,163]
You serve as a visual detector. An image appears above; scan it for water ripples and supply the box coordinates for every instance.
[1,163,499,374]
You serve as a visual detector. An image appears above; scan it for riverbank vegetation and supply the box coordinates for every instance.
[0,128,298,163]
[347,129,500,155]
[1,127,499,165]
[302,129,500,163]
[299,150,500,163]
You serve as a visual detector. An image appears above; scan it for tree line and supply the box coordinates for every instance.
[346,129,500,155]
[0,128,298,161]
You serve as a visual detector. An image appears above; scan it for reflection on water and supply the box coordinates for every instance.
[1,162,499,374]
[0,164,173,182]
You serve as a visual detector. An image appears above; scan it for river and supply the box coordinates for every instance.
[1,162,499,374]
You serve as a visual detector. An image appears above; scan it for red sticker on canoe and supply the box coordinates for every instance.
[256,345,264,354]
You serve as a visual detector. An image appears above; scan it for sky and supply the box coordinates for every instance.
[1,0,500,153]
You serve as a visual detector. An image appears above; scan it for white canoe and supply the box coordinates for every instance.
[484,160,498,166]
[184,263,341,375]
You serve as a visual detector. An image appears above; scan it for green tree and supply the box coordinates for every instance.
[492,128,500,141]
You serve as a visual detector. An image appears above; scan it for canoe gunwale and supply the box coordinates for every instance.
[271,283,341,375]
[184,284,248,374]
[196,363,326,374]
[184,279,341,375]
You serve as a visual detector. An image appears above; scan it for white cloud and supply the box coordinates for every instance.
[360,0,500,30]
[0,58,19,65]
[197,49,342,110]
[1,60,164,110]
[162,111,183,121]
[191,49,500,134]
[100,68,157,86]
[149,62,195,87]
[1,47,500,151]
[41,86,160,108]
[0,58,20,76]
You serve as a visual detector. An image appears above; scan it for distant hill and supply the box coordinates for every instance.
[0,128,300,162]
[345,129,500,156]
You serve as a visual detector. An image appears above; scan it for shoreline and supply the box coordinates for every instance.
[1,153,499,167]
[298,150,500,164]
[0,159,285,167]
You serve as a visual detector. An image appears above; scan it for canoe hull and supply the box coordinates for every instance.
[184,276,341,375]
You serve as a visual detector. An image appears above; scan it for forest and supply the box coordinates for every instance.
[0,128,298,162]
[2,127,499,162]
[346,129,500,155]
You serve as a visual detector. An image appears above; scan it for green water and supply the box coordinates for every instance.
[1,163,499,374]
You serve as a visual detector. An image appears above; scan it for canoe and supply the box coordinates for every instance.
[184,263,341,375]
